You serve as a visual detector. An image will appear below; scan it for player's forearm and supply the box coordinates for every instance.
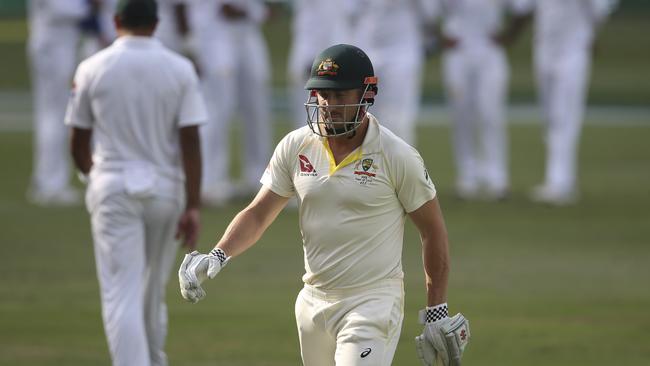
[214,206,272,258]
[179,126,202,209]
[70,127,93,174]
[422,234,450,306]
[410,199,451,306]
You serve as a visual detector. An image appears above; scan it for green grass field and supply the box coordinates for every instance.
[1,121,649,365]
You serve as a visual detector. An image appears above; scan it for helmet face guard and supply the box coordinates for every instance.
[303,44,378,137]
[304,79,377,137]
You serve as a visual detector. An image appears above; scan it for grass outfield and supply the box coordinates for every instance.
[0,122,649,365]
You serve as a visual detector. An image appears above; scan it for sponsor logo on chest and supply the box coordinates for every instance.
[298,154,318,176]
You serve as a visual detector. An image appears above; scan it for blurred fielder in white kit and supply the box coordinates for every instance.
[351,0,438,146]
[178,44,470,366]
[435,0,530,201]
[154,0,197,55]
[79,0,119,55]
[65,0,207,364]
[528,0,617,205]
[27,0,115,205]
[286,0,353,129]
[192,0,273,206]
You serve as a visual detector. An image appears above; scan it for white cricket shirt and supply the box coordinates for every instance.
[531,0,616,55]
[261,114,437,289]
[65,36,206,172]
[65,36,206,205]
[440,0,531,47]
[354,0,432,59]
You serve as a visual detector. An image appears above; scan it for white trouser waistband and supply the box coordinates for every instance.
[302,279,403,301]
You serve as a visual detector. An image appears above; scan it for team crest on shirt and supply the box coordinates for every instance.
[317,58,339,76]
[353,158,378,186]
[298,154,318,176]
[361,158,373,172]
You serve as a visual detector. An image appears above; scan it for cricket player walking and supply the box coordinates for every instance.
[66,1,207,365]
[178,44,470,365]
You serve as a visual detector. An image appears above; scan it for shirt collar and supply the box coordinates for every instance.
[113,35,161,49]
[316,113,382,175]
[359,113,382,155]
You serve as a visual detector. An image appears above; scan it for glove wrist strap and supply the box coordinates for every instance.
[419,303,449,324]
[209,248,229,266]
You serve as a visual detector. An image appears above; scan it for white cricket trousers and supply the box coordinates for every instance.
[535,46,591,193]
[89,190,182,366]
[28,23,80,194]
[443,44,509,192]
[295,279,404,366]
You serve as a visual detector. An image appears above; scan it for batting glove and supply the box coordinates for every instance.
[178,248,229,303]
[415,303,470,366]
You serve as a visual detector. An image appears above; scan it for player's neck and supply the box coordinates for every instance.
[327,118,368,159]
[117,28,155,38]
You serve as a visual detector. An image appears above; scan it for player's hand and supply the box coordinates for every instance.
[441,36,459,50]
[415,310,470,366]
[176,208,200,250]
[178,249,229,303]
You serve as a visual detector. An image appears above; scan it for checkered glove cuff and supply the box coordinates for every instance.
[209,248,228,266]
[419,303,449,324]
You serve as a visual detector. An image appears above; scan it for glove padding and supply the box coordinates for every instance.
[415,313,470,366]
[178,251,226,303]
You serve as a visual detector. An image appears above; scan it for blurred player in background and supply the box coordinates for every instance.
[529,0,617,205]
[178,44,470,366]
[193,0,272,206]
[351,0,438,146]
[436,0,530,201]
[79,0,118,56]
[286,0,353,129]
[154,0,195,55]
[65,0,207,364]
[27,0,114,205]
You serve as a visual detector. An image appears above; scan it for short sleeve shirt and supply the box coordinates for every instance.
[261,115,436,289]
[65,36,207,173]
